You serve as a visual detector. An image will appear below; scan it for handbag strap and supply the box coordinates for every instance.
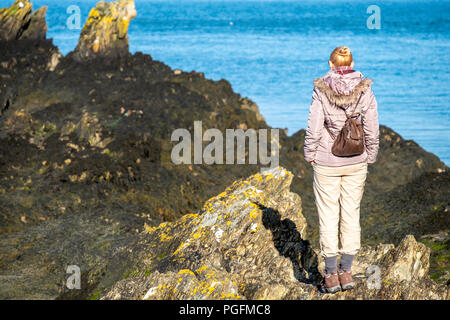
[345,93,363,119]
[324,93,363,140]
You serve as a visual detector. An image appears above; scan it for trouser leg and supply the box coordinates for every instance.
[313,164,342,258]
[339,163,368,256]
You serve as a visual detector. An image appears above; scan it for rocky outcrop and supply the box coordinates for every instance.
[0,0,32,40]
[0,0,47,41]
[20,6,47,40]
[101,168,448,300]
[72,0,137,62]
[0,1,58,117]
[101,167,315,300]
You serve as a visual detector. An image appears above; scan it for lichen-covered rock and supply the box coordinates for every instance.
[20,6,47,40]
[102,269,243,300]
[382,235,430,283]
[0,0,32,40]
[72,0,137,62]
[102,167,319,300]
[0,0,47,41]
[101,168,448,300]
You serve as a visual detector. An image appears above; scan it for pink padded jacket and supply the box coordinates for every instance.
[303,69,380,167]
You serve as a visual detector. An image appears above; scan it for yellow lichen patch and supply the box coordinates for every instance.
[99,15,114,28]
[205,270,216,279]
[118,17,130,38]
[196,265,209,274]
[241,187,264,203]
[181,213,199,221]
[178,269,195,276]
[189,279,219,297]
[220,292,241,299]
[253,173,263,182]
[87,8,100,22]
[248,202,259,209]
[249,208,260,220]
[143,222,156,234]
[173,241,187,256]
[159,232,173,242]
[216,191,227,198]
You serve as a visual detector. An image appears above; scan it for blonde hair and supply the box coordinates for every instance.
[330,46,353,67]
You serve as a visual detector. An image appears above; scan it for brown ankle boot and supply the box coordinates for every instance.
[338,269,354,290]
[324,273,341,293]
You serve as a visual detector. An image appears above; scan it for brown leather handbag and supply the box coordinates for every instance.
[324,93,365,157]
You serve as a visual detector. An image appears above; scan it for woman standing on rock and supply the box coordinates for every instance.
[303,46,380,293]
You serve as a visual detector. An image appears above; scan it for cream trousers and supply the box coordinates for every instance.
[312,161,368,258]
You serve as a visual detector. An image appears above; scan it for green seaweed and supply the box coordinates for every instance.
[89,290,102,300]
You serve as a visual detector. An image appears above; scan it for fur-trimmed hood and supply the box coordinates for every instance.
[314,76,373,107]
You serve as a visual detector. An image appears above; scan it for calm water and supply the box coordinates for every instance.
[3,0,450,165]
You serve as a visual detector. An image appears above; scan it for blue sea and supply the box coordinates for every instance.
[2,0,449,165]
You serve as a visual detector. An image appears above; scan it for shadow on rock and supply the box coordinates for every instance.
[259,203,323,288]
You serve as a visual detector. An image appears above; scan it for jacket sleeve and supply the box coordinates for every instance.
[304,88,324,162]
[362,88,380,164]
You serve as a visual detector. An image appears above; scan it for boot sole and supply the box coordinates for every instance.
[341,283,354,291]
[325,285,342,293]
